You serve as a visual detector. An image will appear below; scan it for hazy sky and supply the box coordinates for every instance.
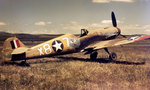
[0,0,150,34]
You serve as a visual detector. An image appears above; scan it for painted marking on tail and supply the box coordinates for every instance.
[10,40,20,49]
[10,41,15,49]
[13,40,17,48]
[16,40,20,48]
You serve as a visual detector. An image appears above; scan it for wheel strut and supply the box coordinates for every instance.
[104,48,110,54]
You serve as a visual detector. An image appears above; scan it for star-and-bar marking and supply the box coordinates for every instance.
[52,40,64,53]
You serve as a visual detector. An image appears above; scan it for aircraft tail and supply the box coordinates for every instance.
[1,37,26,62]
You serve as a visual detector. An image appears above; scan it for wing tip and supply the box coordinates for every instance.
[136,35,150,41]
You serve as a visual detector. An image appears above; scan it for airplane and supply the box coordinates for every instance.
[1,12,150,66]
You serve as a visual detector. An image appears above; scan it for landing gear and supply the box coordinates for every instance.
[89,48,117,61]
[20,59,30,66]
[104,48,117,61]
[90,51,98,60]
[109,52,117,60]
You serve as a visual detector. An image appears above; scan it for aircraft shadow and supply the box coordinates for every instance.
[0,61,30,67]
[55,56,145,65]
[0,56,145,67]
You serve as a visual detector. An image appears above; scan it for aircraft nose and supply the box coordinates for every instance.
[116,27,121,35]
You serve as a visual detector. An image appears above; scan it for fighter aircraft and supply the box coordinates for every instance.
[1,12,150,66]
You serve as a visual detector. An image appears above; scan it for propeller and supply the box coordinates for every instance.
[111,11,126,38]
[111,11,117,27]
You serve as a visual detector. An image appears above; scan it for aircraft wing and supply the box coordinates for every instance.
[83,35,150,52]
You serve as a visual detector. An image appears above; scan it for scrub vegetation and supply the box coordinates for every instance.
[0,32,150,90]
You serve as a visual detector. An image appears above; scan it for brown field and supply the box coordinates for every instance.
[0,33,150,90]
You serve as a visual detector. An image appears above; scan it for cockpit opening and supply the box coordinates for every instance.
[80,29,88,37]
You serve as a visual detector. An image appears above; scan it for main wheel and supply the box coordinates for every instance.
[90,51,98,60]
[109,52,117,61]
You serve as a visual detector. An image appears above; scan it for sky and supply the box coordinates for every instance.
[0,0,150,35]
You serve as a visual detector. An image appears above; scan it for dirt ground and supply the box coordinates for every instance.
[0,35,150,90]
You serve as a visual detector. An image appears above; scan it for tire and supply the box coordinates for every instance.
[109,52,117,61]
[90,51,98,60]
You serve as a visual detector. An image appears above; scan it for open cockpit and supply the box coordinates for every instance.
[80,29,88,37]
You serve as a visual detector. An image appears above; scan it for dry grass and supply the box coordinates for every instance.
[0,37,150,90]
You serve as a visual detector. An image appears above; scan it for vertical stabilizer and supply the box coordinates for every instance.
[1,37,25,62]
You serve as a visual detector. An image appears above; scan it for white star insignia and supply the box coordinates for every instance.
[52,40,62,51]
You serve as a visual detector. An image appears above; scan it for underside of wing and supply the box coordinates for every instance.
[83,35,150,51]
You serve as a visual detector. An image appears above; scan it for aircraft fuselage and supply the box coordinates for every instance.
[24,27,120,60]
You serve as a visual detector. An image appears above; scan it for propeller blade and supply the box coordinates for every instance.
[111,12,117,27]
[121,34,126,38]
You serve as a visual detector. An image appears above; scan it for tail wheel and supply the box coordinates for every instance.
[109,52,117,61]
[90,51,98,60]
[20,61,30,67]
